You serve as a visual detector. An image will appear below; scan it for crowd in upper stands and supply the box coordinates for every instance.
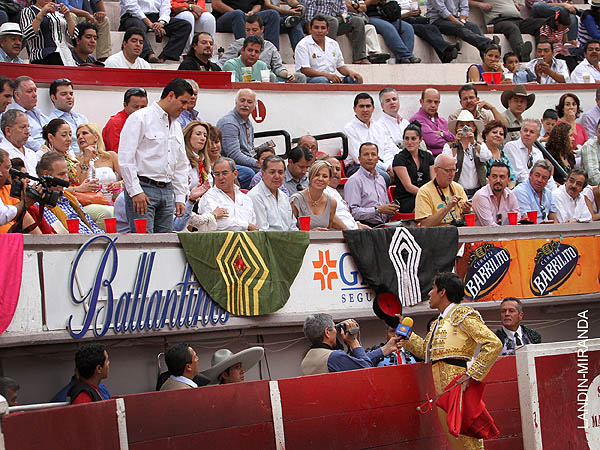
[1,71,600,234]
[1,0,600,83]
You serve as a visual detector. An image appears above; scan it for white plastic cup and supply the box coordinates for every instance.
[583,73,591,83]
[260,69,270,82]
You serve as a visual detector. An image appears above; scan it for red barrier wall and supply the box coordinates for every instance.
[535,350,600,449]
[122,381,276,450]
[1,399,121,450]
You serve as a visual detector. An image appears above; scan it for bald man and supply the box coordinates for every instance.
[409,88,455,156]
[415,153,471,227]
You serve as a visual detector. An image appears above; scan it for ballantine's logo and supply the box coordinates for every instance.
[530,240,579,296]
[464,243,511,300]
[68,236,228,339]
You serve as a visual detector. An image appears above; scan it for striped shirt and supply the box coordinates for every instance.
[304,0,347,23]
[540,24,570,56]
[20,6,71,63]
[41,195,102,234]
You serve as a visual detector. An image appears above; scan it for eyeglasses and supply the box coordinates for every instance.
[496,213,503,225]
[213,170,232,177]
[53,78,72,84]
[296,183,303,192]
[438,167,457,174]
[540,204,547,220]
[527,153,533,169]
[125,87,147,102]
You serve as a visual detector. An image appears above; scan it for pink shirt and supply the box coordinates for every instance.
[472,184,521,226]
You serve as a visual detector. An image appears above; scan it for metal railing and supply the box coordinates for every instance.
[292,132,349,161]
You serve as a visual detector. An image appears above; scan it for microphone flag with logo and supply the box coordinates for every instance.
[343,227,458,326]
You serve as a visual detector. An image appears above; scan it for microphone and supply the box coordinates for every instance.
[395,317,413,339]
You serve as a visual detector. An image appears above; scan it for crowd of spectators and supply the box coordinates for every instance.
[1,0,600,83]
[1,74,600,233]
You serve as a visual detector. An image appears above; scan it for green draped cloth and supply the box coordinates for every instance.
[178,231,310,316]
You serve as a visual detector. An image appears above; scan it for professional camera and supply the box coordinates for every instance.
[9,168,69,208]
[335,321,360,335]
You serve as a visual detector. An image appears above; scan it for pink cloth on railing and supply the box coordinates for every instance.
[0,234,24,334]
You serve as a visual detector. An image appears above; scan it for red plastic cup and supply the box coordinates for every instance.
[134,218,147,234]
[67,218,79,234]
[527,211,538,224]
[464,213,475,227]
[104,217,117,233]
[492,72,501,84]
[482,72,493,84]
[508,212,518,225]
[298,216,311,231]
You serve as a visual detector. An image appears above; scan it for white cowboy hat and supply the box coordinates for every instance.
[0,23,23,38]
[200,347,264,383]
[447,109,484,135]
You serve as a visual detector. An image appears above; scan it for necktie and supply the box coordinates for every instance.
[515,333,522,347]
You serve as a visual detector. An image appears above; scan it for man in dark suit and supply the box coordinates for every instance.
[496,297,541,355]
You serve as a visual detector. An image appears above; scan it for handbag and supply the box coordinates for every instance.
[0,0,21,16]
[378,0,402,22]
[72,191,109,206]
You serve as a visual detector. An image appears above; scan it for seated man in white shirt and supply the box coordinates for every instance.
[503,119,544,184]
[343,92,398,185]
[0,110,39,175]
[526,41,569,84]
[294,15,363,84]
[570,40,600,83]
[104,28,152,70]
[553,168,593,223]
[376,88,409,147]
[248,155,297,231]
[197,157,258,231]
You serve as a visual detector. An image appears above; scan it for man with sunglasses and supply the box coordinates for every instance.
[284,145,313,196]
[552,168,592,223]
[471,161,520,226]
[503,119,544,184]
[513,159,558,223]
[415,153,471,227]
[102,87,148,153]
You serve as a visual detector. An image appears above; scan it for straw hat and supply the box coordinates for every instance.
[200,347,264,383]
[0,23,23,38]
[500,85,535,110]
[447,110,484,135]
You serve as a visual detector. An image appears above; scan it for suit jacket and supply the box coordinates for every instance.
[495,325,542,347]
[160,378,193,391]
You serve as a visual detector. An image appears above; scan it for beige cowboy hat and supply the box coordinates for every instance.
[447,110,484,135]
[200,347,264,383]
[500,85,535,110]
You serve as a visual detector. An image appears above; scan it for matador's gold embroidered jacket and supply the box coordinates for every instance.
[404,304,502,381]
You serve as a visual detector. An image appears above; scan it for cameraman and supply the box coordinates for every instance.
[0,149,37,227]
[300,313,403,375]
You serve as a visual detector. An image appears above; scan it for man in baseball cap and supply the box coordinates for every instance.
[201,347,264,384]
[0,23,24,64]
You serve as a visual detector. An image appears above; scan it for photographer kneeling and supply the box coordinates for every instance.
[0,149,39,231]
[301,313,403,375]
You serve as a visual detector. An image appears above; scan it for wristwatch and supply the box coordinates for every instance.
[188,4,193,10]
[158,19,167,25]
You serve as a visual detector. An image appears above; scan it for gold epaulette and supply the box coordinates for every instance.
[449,304,483,327]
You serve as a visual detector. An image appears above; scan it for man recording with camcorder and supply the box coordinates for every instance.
[300,313,403,375]
[0,148,38,227]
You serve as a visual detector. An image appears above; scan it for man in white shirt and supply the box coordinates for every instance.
[118,0,191,63]
[448,84,507,129]
[0,110,39,175]
[248,155,297,231]
[495,297,541,356]
[198,157,258,231]
[119,78,192,233]
[376,88,409,146]
[47,79,88,155]
[294,15,363,84]
[570,40,600,83]
[104,28,152,69]
[503,119,544,184]
[0,149,36,226]
[343,92,398,184]
[526,41,569,84]
[553,168,592,223]
[8,76,49,155]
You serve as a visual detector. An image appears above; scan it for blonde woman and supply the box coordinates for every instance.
[290,160,346,230]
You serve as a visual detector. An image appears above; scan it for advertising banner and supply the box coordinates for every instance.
[456,236,600,301]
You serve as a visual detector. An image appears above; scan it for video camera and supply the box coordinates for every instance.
[335,321,360,336]
[9,168,69,208]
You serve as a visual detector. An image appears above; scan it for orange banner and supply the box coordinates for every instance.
[456,236,600,301]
